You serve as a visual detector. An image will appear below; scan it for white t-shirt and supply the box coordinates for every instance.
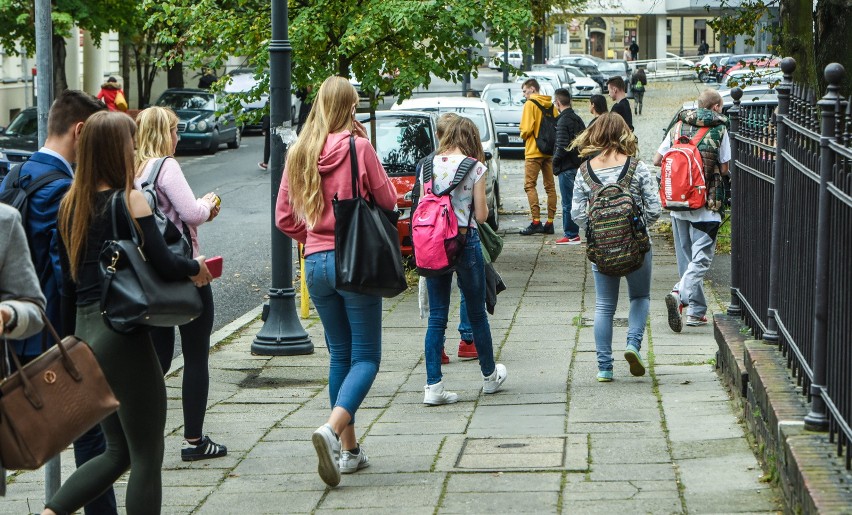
[656,131,731,223]
[419,155,487,228]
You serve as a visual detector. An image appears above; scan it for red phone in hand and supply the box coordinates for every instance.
[206,256,223,279]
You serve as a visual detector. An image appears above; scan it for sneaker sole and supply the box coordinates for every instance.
[311,432,341,487]
[457,354,478,360]
[597,376,613,383]
[665,294,683,333]
[686,320,708,327]
[624,349,646,377]
[181,451,227,462]
[423,396,459,406]
[340,459,369,474]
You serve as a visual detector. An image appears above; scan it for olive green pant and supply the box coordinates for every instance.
[46,303,166,515]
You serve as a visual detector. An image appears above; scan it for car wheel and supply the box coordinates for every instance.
[227,128,241,149]
[206,129,220,154]
[698,71,708,82]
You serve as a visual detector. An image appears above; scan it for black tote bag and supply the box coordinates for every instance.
[332,136,407,298]
[99,191,203,334]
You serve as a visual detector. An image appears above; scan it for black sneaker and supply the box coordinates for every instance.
[543,222,555,234]
[181,435,228,462]
[520,222,544,235]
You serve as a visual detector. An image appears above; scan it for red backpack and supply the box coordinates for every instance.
[659,122,709,211]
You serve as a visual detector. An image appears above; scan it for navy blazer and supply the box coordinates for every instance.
[0,151,73,356]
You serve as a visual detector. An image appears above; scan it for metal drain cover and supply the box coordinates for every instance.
[456,438,565,469]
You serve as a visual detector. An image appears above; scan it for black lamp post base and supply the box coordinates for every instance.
[252,289,313,356]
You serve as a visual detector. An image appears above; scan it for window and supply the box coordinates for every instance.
[694,19,707,46]
[666,20,672,45]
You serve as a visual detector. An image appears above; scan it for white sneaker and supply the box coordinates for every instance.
[482,364,507,394]
[423,382,459,405]
[311,423,341,487]
[339,446,370,474]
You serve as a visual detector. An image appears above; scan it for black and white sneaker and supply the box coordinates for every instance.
[181,435,228,462]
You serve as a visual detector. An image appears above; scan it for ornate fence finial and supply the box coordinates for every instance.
[731,86,743,105]
[781,57,796,81]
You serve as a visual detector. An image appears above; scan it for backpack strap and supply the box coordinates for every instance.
[432,157,477,197]
[579,160,604,194]
[142,157,169,188]
[19,170,67,196]
[615,158,638,188]
[689,127,711,147]
[528,98,553,117]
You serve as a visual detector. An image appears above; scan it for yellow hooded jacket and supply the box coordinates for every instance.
[520,93,554,159]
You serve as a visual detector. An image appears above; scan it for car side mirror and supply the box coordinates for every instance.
[484,151,493,161]
[497,133,509,145]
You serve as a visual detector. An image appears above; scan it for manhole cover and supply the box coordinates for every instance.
[456,438,565,469]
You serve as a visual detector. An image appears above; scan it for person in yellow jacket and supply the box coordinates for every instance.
[519,79,556,235]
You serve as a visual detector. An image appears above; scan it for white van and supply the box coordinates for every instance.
[488,50,523,71]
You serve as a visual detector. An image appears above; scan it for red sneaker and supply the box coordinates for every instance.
[458,340,478,360]
[441,349,450,364]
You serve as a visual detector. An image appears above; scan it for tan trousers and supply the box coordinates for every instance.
[524,157,556,220]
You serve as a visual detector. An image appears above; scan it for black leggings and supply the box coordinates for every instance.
[151,284,214,440]
[46,303,166,514]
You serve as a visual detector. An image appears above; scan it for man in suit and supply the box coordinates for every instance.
[0,90,115,514]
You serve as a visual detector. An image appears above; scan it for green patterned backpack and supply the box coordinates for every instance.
[580,158,651,276]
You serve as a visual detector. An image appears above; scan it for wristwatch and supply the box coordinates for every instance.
[3,305,18,334]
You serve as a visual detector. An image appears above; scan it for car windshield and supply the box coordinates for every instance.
[367,116,434,176]
[157,92,215,110]
[483,89,526,107]
[563,66,587,78]
[4,111,36,137]
[599,62,625,73]
[411,107,489,142]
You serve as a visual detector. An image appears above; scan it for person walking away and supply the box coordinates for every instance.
[630,67,648,116]
[134,106,226,461]
[652,89,731,331]
[0,90,118,514]
[258,106,270,170]
[629,39,640,61]
[96,77,127,112]
[419,114,507,405]
[623,46,632,61]
[587,94,608,128]
[519,79,557,235]
[570,113,661,382]
[551,88,586,245]
[275,76,397,487]
[46,111,212,515]
[606,77,633,131]
[698,41,710,56]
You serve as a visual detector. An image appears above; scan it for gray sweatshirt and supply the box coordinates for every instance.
[571,159,662,229]
[0,203,47,340]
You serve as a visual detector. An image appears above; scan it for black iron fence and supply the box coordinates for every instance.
[728,58,851,470]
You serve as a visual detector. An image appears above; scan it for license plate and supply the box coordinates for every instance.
[508,136,523,143]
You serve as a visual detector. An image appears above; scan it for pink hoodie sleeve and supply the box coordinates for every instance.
[275,168,308,244]
[355,137,396,211]
[158,159,213,227]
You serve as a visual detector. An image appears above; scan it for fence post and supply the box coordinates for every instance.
[726,87,743,317]
[763,57,796,343]
[804,63,846,431]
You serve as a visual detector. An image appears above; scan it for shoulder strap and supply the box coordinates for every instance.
[422,158,434,186]
[528,98,551,116]
[579,160,603,196]
[615,158,639,187]
[20,170,67,195]
[348,136,360,199]
[143,157,169,188]
[2,164,23,187]
[110,190,141,244]
[436,157,477,196]
[690,127,711,147]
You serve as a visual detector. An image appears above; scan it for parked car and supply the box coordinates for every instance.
[599,60,632,84]
[392,97,503,230]
[488,50,523,71]
[356,111,438,256]
[515,71,567,90]
[481,82,555,154]
[0,107,38,179]
[720,67,782,90]
[223,68,301,132]
[532,64,600,98]
[154,89,241,154]
[546,55,606,87]
[715,54,775,82]
[695,53,733,82]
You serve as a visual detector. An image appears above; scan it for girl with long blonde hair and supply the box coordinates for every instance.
[420,114,507,406]
[569,113,661,383]
[133,105,226,461]
[275,75,396,487]
[46,111,211,515]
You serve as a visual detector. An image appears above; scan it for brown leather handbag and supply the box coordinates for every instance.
[0,313,119,470]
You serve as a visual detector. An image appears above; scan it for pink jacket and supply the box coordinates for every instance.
[276,131,396,256]
[134,158,214,256]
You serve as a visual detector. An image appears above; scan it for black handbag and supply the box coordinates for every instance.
[99,191,203,334]
[332,136,407,298]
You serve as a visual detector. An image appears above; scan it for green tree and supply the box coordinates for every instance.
[144,0,533,122]
[530,0,588,65]
[0,0,133,93]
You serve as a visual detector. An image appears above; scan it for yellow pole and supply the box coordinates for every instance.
[299,243,309,318]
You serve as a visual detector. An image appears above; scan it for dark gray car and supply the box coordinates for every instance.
[0,107,38,178]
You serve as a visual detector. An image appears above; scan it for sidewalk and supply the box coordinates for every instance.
[3,231,781,514]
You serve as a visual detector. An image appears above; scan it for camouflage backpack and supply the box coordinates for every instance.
[580,158,651,277]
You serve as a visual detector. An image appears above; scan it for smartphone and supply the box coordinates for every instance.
[205,256,223,279]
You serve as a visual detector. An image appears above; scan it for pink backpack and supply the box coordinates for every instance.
[412,157,477,276]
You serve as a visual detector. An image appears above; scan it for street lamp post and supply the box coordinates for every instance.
[252,0,313,356]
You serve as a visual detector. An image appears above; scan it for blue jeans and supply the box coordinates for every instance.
[458,292,473,341]
[558,169,580,238]
[305,251,382,422]
[591,248,653,371]
[425,228,495,384]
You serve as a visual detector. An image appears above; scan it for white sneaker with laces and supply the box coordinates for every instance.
[482,363,508,394]
[339,446,370,474]
[311,423,341,487]
[423,382,459,405]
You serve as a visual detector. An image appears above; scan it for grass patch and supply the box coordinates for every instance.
[716,216,731,254]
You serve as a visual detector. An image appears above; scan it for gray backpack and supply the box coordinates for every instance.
[140,157,192,258]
